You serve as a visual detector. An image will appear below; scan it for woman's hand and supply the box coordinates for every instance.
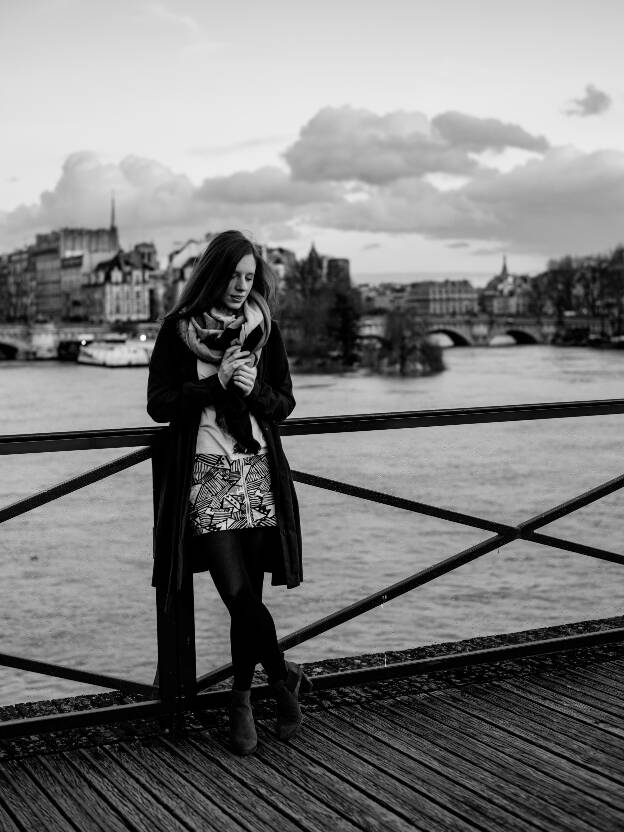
[218,345,251,388]
[232,363,257,397]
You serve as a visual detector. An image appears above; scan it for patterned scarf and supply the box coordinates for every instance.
[177,290,272,454]
[178,290,271,367]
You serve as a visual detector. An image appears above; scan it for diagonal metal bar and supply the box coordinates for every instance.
[196,530,514,690]
[517,470,624,534]
[0,446,152,524]
[292,469,514,534]
[526,532,624,567]
[0,651,154,696]
[198,467,624,691]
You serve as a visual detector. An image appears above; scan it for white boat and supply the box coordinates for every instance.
[77,334,154,367]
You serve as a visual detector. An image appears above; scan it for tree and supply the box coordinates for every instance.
[382,309,443,375]
[279,245,361,365]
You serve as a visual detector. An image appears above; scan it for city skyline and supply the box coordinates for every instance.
[2,0,624,278]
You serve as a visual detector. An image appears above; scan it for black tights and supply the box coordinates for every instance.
[193,527,286,690]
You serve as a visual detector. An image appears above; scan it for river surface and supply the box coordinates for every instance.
[1,345,623,704]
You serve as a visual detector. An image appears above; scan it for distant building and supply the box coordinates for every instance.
[83,250,151,323]
[165,234,217,309]
[358,312,387,340]
[0,255,8,319]
[2,248,35,321]
[31,199,121,320]
[405,279,478,316]
[480,257,533,316]
[357,283,408,313]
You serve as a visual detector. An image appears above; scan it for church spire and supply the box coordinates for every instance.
[109,191,120,251]
[500,254,508,278]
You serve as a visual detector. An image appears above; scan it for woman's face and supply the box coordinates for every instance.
[220,253,256,311]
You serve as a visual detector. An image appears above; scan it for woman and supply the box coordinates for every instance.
[147,230,310,755]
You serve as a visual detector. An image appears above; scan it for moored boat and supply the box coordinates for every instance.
[57,333,95,361]
[77,334,154,367]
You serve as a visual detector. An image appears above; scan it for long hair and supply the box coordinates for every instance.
[165,230,277,320]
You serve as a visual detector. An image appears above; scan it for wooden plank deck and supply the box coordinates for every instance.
[0,652,623,831]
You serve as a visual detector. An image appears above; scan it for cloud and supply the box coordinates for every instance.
[284,106,477,184]
[310,146,624,256]
[196,166,336,205]
[3,105,623,263]
[362,242,381,250]
[144,2,202,38]
[565,84,612,117]
[189,135,293,157]
[284,106,550,186]
[432,111,549,153]
[0,152,336,252]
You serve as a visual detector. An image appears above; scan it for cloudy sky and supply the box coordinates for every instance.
[1,0,624,279]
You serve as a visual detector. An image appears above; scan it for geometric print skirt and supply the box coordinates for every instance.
[188,452,278,535]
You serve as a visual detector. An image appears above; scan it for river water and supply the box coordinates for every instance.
[1,345,623,704]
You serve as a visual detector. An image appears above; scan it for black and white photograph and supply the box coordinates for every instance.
[1,0,623,829]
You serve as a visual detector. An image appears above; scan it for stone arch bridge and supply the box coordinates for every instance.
[358,314,590,347]
[425,315,557,346]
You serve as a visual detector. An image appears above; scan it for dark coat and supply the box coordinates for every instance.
[147,316,302,608]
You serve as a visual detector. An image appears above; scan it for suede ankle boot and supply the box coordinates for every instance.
[271,660,313,741]
[229,689,257,755]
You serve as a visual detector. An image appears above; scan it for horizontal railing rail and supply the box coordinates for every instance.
[2,398,624,454]
[1,398,624,738]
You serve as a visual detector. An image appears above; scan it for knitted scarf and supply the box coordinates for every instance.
[177,290,272,454]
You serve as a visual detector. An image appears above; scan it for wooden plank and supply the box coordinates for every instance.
[290,719,487,832]
[272,716,487,832]
[76,746,189,832]
[36,752,132,832]
[501,676,624,724]
[309,709,546,832]
[112,741,244,832]
[436,688,624,785]
[186,733,361,832]
[252,722,426,832]
[300,720,485,832]
[489,680,624,747]
[559,666,624,697]
[154,736,301,832]
[530,670,624,714]
[370,698,616,832]
[458,683,624,760]
[325,705,567,832]
[410,692,624,809]
[0,798,21,832]
[0,761,80,832]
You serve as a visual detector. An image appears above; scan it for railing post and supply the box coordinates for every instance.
[177,570,197,702]
[152,444,197,730]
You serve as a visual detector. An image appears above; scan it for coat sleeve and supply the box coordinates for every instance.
[147,319,229,424]
[245,321,296,424]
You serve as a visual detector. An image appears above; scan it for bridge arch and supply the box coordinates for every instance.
[504,328,540,345]
[426,328,472,347]
[0,341,20,359]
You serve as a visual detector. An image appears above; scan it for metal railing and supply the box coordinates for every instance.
[1,398,624,739]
